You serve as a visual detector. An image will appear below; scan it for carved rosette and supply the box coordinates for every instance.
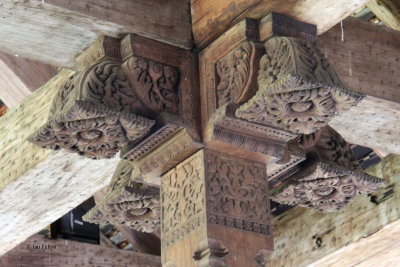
[236,37,364,134]
[83,160,160,232]
[216,42,261,107]
[29,61,155,159]
[270,126,384,212]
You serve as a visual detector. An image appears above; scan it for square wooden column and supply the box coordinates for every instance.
[161,149,273,266]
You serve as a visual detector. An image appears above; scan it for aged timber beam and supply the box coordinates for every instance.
[0,0,192,68]
[267,154,400,267]
[0,234,162,266]
[317,17,400,154]
[190,0,370,49]
[0,52,58,108]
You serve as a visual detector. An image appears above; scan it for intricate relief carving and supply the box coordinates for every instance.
[83,160,160,232]
[271,126,384,212]
[205,150,271,234]
[236,37,364,134]
[124,56,179,115]
[270,163,384,213]
[29,61,155,159]
[161,151,206,248]
[216,42,260,106]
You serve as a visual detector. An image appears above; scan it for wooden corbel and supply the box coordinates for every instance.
[29,34,200,159]
[270,126,384,213]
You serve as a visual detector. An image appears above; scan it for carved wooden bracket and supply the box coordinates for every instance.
[236,37,364,134]
[83,160,160,232]
[29,34,200,159]
[270,126,384,213]
[201,13,364,136]
[160,150,273,267]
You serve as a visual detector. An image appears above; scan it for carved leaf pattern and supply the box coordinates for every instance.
[205,151,268,223]
[216,42,253,106]
[127,56,179,115]
[161,152,205,247]
[236,37,364,134]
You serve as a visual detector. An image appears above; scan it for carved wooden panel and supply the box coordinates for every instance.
[236,37,364,134]
[205,150,271,235]
[161,150,209,267]
[83,160,160,232]
[271,126,384,212]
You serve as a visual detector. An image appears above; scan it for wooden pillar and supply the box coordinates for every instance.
[160,149,273,267]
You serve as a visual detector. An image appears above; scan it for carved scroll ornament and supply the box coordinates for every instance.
[271,126,384,212]
[236,37,364,134]
[29,61,155,159]
[83,160,160,232]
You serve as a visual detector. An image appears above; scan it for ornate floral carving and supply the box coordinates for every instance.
[83,160,160,232]
[125,56,179,115]
[161,151,206,248]
[236,37,364,134]
[205,150,271,233]
[216,42,260,107]
[29,61,155,159]
[270,126,384,212]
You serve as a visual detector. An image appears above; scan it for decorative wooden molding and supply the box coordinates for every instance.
[236,37,365,134]
[29,33,200,159]
[83,160,160,232]
[270,126,384,212]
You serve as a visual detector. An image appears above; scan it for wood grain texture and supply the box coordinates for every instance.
[0,70,73,190]
[367,0,400,30]
[0,150,119,256]
[0,234,161,267]
[191,0,369,48]
[267,154,400,267]
[311,218,400,267]
[318,16,400,104]
[0,0,191,68]
[329,96,400,154]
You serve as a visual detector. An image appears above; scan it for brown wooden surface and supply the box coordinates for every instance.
[318,16,400,104]
[0,234,161,267]
[191,0,369,49]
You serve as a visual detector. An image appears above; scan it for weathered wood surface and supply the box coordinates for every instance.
[0,0,191,68]
[329,96,400,154]
[318,16,400,104]
[310,218,400,267]
[0,70,122,256]
[267,154,400,267]
[367,0,400,30]
[0,52,58,108]
[0,234,161,267]
[191,0,369,48]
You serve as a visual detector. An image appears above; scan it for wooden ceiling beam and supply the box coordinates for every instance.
[0,0,192,68]
[268,154,400,267]
[191,0,370,49]
[0,234,161,266]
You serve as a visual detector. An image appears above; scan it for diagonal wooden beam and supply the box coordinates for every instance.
[0,234,161,266]
[267,154,400,267]
[367,0,400,30]
[0,52,58,108]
